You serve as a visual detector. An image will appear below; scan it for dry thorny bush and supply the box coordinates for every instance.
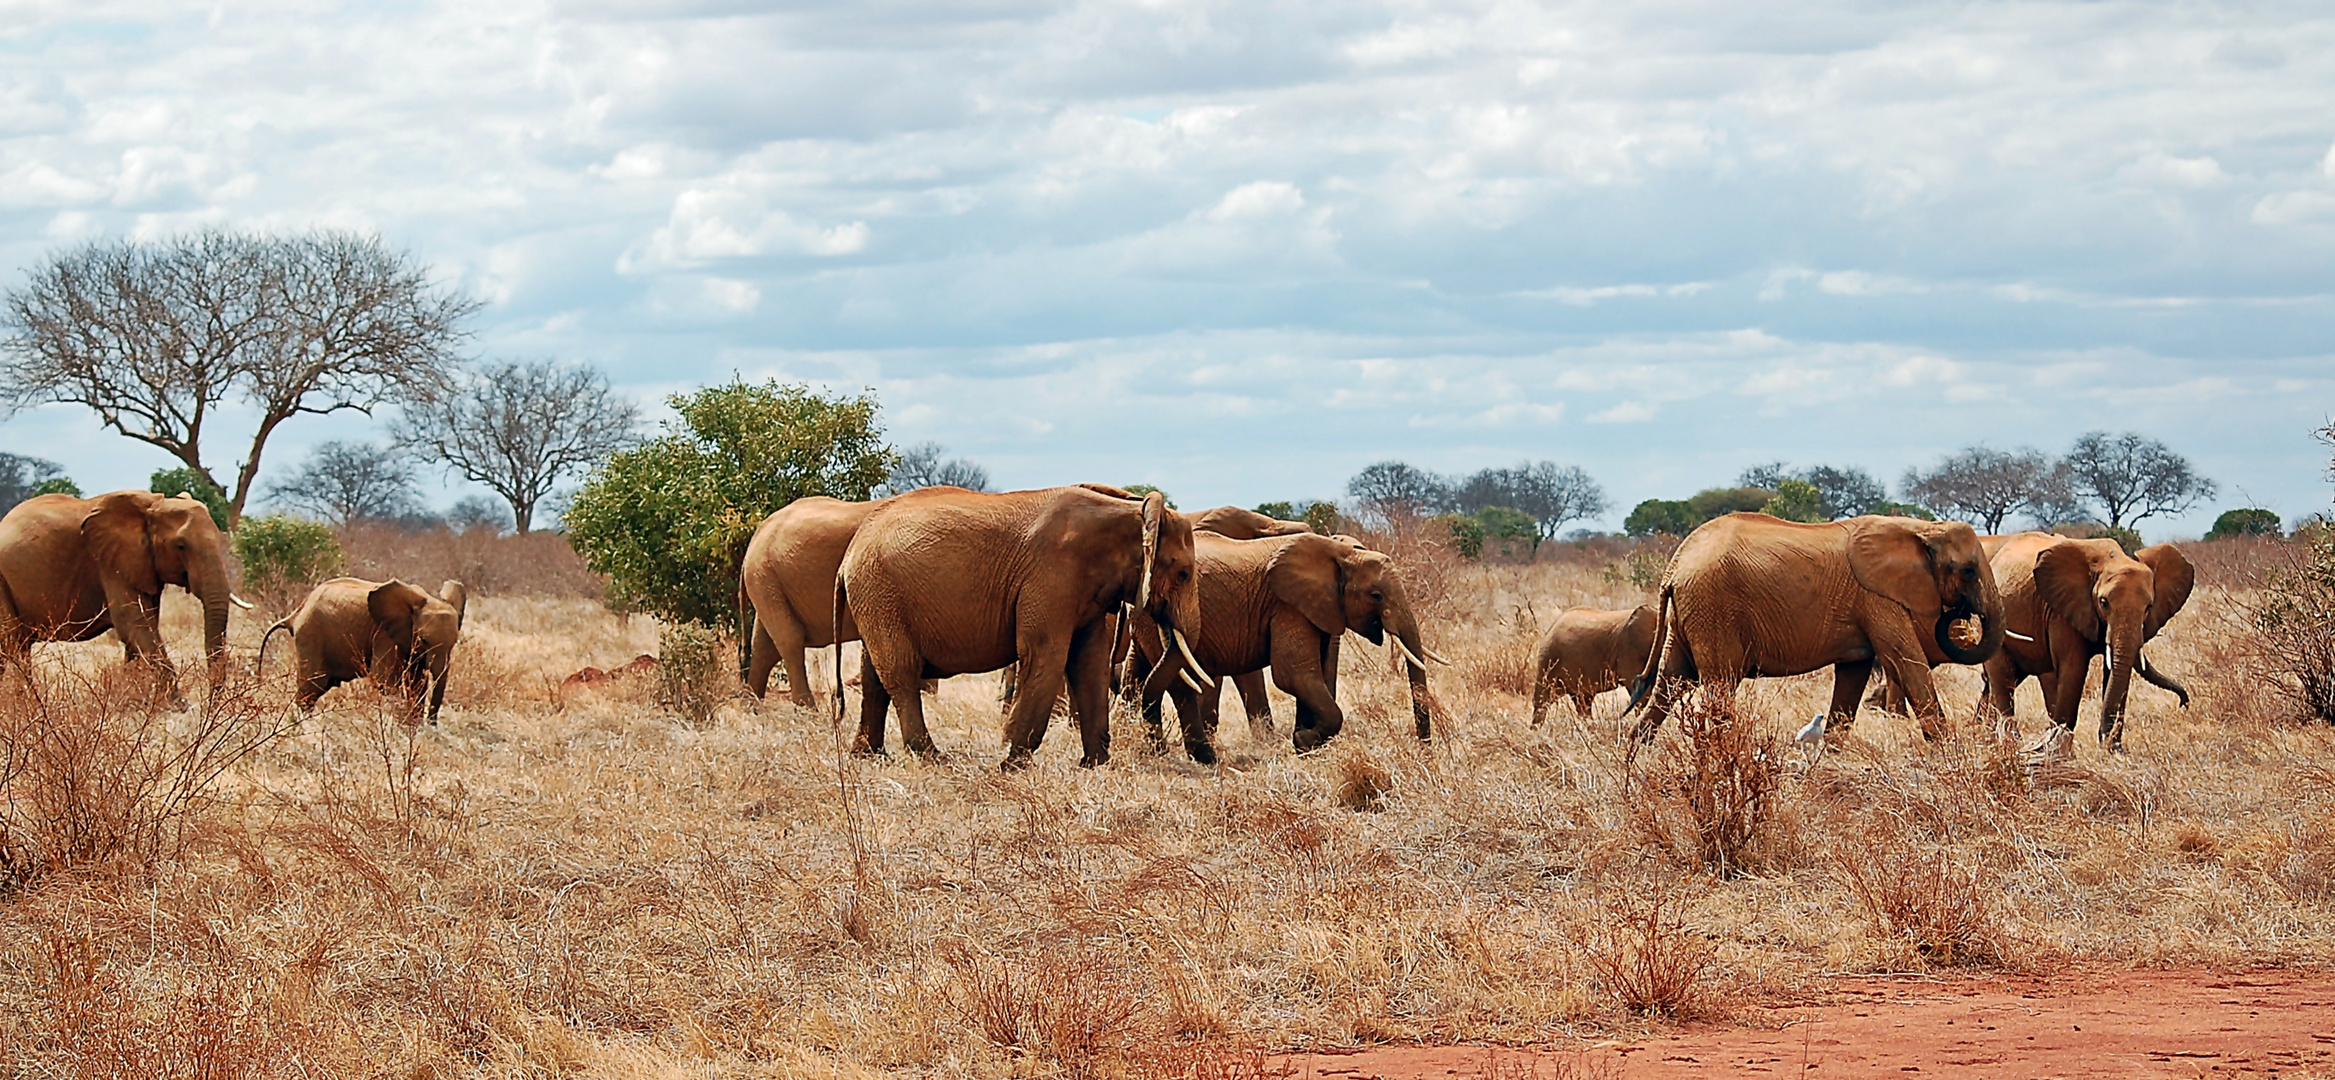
[1,535,2334,1077]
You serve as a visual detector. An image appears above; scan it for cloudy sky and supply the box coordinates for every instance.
[3,0,2332,537]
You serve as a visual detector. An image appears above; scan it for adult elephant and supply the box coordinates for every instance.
[739,490,966,708]
[0,490,243,694]
[1129,532,1441,759]
[839,486,1203,769]
[1981,533,2194,751]
[1625,513,2005,742]
[1530,605,1659,725]
[1187,505,1314,734]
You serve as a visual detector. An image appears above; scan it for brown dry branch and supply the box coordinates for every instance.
[1567,883,1715,1019]
[1834,822,2012,968]
[1629,688,1791,877]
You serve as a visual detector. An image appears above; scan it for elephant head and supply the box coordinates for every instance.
[2033,539,2193,745]
[369,579,467,723]
[1846,516,2005,666]
[82,490,236,675]
[1134,492,1205,668]
[1267,534,1438,739]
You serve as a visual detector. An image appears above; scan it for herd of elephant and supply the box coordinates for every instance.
[0,487,2190,766]
[1533,515,2194,752]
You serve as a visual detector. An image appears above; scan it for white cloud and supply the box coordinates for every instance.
[2120,152,2231,189]
[1588,400,1657,423]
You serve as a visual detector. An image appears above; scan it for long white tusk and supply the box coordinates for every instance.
[230,593,256,610]
[1390,635,1426,671]
[1420,645,1453,666]
[1173,629,1209,681]
[1178,668,1206,694]
[2005,629,2034,643]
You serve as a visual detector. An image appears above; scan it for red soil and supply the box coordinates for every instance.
[1281,969,2335,1078]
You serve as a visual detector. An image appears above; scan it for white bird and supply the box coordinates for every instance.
[1795,713,1827,746]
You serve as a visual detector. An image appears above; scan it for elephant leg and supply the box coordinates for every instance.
[1232,670,1273,740]
[1272,627,1343,753]
[1000,637,1072,770]
[1067,618,1118,768]
[1570,687,1595,720]
[1826,660,1874,729]
[745,621,779,700]
[294,668,333,713]
[853,648,894,756]
[2042,665,2086,733]
[1529,665,1555,727]
[1179,676,1219,765]
[1629,626,1705,744]
[1867,616,1946,740]
[1977,656,2020,742]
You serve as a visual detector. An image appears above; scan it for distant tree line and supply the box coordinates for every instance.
[1345,459,1610,544]
[1622,432,2221,545]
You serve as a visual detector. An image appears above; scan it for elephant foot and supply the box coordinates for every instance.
[999,748,1036,772]
[850,740,886,759]
[1292,729,1329,754]
[1185,741,1217,766]
[1078,751,1111,768]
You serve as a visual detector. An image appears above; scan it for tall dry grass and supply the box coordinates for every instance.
[0,536,2330,1077]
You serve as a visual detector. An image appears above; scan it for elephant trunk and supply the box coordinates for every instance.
[2138,649,2192,708]
[193,555,232,672]
[2098,622,2143,748]
[1935,559,2006,665]
[1385,583,1437,740]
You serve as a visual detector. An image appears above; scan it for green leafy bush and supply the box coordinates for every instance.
[232,514,345,613]
[1870,500,1937,521]
[1687,486,1775,522]
[150,467,230,529]
[1760,479,1827,523]
[1122,484,1174,508]
[1301,500,1342,536]
[564,380,893,627]
[2207,507,2281,540]
[1474,505,1539,557]
[30,477,79,498]
[1253,500,1296,520]
[1430,513,1486,558]
[2083,525,2144,555]
[1625,499,1696,538]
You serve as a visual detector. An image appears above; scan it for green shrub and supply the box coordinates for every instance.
[30,477,79,498]
[1431,513,1486,558]
[1253,500,1296,520]
[1760,479,1827,523]
[232,515,345,612]
[2207,507,2282,540]
[1687,486,1776,522]
[1625,499,1696,538]
[564,379,893,627]
[1474,505,1539,557]
[1871,500,1937,521]
[150,467,230,529]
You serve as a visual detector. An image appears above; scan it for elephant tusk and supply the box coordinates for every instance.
[1420,645,1453,666]
[1389,635,1426,671]
[1173,629,1210,681]
[2005,629,2034,643]
[230,593,256,611]
[1178,668,1206,694]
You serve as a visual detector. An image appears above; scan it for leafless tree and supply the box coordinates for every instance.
[2063,430,2216,530]
[396,358,640,534]
[265,441,424,525]
[0,230,477,523]
[1902,447,2071,533]
[1347,460,1451,523]
[880,441,991,495]
[0,452,68,510]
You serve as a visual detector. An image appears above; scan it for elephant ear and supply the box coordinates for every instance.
[2135,544,2194,640]
[80,491,162,595]
[2033,541,2103,642]
[1844,517,1940,617]
[369,580,432,652]
[1266,535,1345,636]
[439,580,469,631]
[1137,490,1165,609]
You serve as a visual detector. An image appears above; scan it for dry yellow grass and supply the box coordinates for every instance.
[2,541,2332,1078]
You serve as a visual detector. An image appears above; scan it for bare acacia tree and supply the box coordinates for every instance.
[265,441,424,524]
[1452,461,1610,539]
[1347,460,1450,523]
[2063,430,2216,530]
[396,358,640,534]
[0,452,68,510]
[0,230,477,523]
[1902,446,2071,532]
[880,441,991,495]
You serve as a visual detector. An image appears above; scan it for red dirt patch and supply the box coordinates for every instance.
[1281,969,2335,1078]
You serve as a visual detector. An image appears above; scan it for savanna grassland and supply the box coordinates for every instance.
[1,534,2332,1079]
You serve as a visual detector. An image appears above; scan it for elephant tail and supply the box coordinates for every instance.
[1621,585,1673,718]
[255,619,294,677]
[736,574,754,685]
[831,575,848,724]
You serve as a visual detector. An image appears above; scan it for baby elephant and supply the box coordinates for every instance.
[260,578,468,723]
[1529,605,1659,724]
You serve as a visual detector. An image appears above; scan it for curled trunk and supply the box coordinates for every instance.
[1935,561,2006,665]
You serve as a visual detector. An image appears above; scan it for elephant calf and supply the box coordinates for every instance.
[1529,605,1658,725]
[261,578,467,724]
